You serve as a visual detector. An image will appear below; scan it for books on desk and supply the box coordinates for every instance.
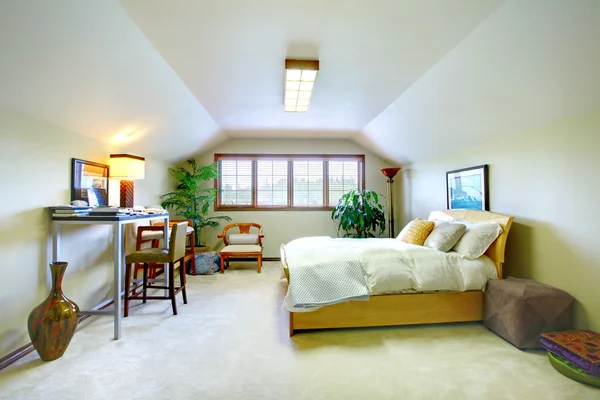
[88,207,130,216]
[50,206,132,217]
[50,206,91,217]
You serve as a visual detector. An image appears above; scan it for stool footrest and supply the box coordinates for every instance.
[128,285,185,299]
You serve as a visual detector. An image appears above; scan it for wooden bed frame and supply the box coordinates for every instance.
[282,210,514,336]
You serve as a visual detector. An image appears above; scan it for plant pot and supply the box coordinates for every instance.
[27,261,79,361]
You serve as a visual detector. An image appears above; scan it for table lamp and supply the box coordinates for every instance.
[109,154,145,208]
[381,167,401,237]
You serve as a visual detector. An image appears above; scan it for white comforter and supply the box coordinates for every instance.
[283,237,497,310]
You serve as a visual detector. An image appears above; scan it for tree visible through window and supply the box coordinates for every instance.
[215,154,364,210]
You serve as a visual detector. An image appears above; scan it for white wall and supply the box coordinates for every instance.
[0,110,171,357]
[401,111,600,330]
[193,138,396,257]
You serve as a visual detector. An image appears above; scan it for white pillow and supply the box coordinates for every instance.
[423,222,466,252]
[228,233,260,245]
[452,223,503,259]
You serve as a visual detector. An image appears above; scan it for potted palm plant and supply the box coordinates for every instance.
[331,188,386,238]
[160,159,231,247]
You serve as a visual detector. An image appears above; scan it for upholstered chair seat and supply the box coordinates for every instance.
[126,248,170,264]
[221,245,262,254]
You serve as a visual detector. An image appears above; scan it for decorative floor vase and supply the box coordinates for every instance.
[27,261,79,361]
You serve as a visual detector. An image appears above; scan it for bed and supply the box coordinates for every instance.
[281,210,514,336]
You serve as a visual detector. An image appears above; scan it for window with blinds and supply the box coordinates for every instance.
[215,154,365,210]
[220,160,252,205]
[328,161,361,206]
[257,160,288,206]
[293,161,324,207]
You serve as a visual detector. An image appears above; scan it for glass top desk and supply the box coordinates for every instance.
[50,212,169,339]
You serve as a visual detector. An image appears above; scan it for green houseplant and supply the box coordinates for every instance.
[160,159,231,247]
[331,188,386,238]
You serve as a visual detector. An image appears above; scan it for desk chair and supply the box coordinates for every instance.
[217,223,264,273]
[124,222,188,317]
[134,220,197,277]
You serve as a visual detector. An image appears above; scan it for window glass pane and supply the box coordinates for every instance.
[328,161,361,206]
[257,160,288,206]
[293,161,323,206]
[219,160,252,205]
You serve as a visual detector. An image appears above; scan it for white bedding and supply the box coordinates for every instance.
[283,237,497,310]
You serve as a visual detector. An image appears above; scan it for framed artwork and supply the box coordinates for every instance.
[71,159,109,206]
[446,164,489,211]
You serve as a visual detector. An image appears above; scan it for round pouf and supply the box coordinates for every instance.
[548,352,600,388]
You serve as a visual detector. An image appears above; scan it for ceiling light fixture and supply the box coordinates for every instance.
[284,59,319,113]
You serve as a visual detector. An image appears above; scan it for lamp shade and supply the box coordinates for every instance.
[109,154,145,180]
[381,167,401,179]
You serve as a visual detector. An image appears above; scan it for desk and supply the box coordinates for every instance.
[51,213,169,340]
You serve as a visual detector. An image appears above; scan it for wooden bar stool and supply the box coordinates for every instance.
[124,222,189,317]
[133,220,197,278]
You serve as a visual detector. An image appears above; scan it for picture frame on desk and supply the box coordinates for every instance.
[71,159,109,206]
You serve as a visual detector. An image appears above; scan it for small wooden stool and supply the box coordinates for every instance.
[219,245,262,273]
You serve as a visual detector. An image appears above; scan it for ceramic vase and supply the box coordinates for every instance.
[27,261,79,361]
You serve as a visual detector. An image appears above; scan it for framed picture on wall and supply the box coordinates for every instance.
[446,164,489,211]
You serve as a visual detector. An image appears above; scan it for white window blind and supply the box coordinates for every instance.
[293,161,324,206]
[257,160,288,206]
[328,161,360,206]
[220,160,252,205]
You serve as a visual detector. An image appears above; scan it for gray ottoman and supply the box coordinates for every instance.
[484,277,574,349]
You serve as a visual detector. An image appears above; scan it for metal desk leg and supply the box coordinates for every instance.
[113,223,123,340]
[52,221,61,262]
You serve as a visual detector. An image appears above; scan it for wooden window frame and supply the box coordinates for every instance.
[215,154,366,211]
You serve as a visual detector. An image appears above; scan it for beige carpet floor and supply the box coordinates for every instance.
[1,261,598,400]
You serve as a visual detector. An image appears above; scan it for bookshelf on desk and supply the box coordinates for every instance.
[49,210,169,340]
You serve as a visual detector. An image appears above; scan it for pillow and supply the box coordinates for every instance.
[423,222,466,252]
[452,222,503,259]
[399,220,435,246]
[228,233,260,245]
[396,218,421,240]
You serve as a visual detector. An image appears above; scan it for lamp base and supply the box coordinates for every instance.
[119,180,134,208]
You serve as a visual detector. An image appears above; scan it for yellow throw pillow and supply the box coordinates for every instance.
[397,217,421,240]
[400,220,435,246]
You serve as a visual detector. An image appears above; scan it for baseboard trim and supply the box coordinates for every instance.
[0,343,35,371]
[0,298,115,371]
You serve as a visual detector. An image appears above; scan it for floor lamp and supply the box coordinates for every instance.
[381,167,401,238]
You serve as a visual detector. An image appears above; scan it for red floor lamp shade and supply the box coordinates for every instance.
[381,167,401,238]
[109,154,145,208]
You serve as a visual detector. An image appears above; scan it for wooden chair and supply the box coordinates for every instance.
[217,223,264,273]
[124,222,189,317]
[133,220,197,278]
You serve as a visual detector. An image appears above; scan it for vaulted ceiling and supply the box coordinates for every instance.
[1,0,599,164]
